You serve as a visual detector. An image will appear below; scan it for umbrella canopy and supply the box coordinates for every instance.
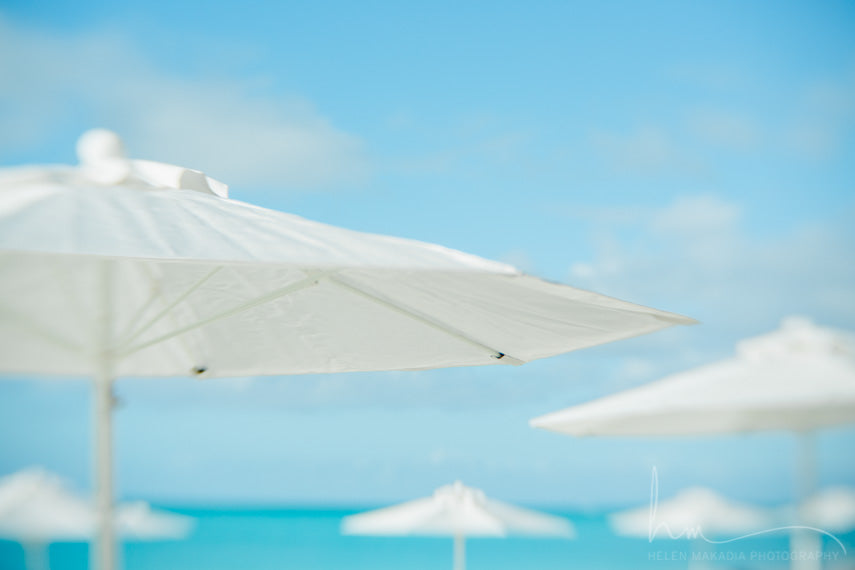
[0,469,93,543]
[342,480,575,538]
[115,502,193,540]
[342,481,573,570]
[791,487,855,534]
[0,130,693,379]
[0,129,692,570]
[0,468,192,543]
[530,317,855,570]
[530,317,855,436]
[611,487,773,540]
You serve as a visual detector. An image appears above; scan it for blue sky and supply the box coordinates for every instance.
[0,1,854,508]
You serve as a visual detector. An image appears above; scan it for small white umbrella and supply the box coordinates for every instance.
[611,486,773,540]
[115,501,193,540]
[612,485,774,570]
[0,468,191,570]
[0,130,693,570]
[768,487,855,569]
[531,317,855,570]
[0,469,93,543]
[797,487,855,534]
[342,480,574,570]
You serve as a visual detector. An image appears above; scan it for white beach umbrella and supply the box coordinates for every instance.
[531,317,855,569]
[611,487,773,540]
[765,487,855,570]
[786,487,855,535]
[0,129,692,570]
[114,501,193,540]
[0,469,93,543]
[531,317,855,437]
[342,480,574,570]
[611,486,774,570]
[0,468,191,570]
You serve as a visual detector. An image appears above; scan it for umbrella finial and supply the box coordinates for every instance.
[76,129,131,184]
[77,129,127,164]
[781,316,814,331]
[434,481,487,506]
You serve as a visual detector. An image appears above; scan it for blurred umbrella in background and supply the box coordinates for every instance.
[611,484,774,570]
[771,485,855,559]
[796,487,855,535]
[611,486,773,539]
[532,317,855,569]
[342,480,574,570]
[0,129,693,570]
[532,318,855,436]
[0,468,191,570]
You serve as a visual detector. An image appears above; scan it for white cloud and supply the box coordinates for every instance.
[783,72,855,160]
[567,194,855,331]
[590,126,706,176]
[0,16,368,190]
[666,63,755,92]
[687,109,760,150]
[591,126,678,173]
[650,194,741,235]
[387,115,533,176]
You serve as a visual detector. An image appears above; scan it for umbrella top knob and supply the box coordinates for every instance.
[434,480,486,505]
[77,129,127,164]
[76,129,131,185]
[71,129,229,196]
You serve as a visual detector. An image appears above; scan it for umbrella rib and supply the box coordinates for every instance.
[0,304,83,354]
[131,263,206,368]
[116,270,330,359]
[113,279,164,346]
[327,275,524,365]
[114,266,224,350]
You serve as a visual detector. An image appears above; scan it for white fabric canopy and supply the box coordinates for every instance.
[531,317,855,436]
[794,487,855,534]
[343,481,573,570]
[342,480,574,538]
[611,487,773,540]
[531,317,855,570]
[0,469,93,542]
[0,468,191,542]
[0,133,692,379]
[611,486,775,570]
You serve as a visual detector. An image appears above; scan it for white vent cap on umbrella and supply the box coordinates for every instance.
[72,129,228,197]
[433,481,487,507]
[77,129,127,164]
[76,128,132,186]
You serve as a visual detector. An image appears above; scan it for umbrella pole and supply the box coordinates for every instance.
[93,261,117,570]
[23,541,48,570]
[93,362,116,570]
[790,431,820,570]
[453,533,465,570]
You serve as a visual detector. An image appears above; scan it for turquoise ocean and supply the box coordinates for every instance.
[1,507,853,569]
